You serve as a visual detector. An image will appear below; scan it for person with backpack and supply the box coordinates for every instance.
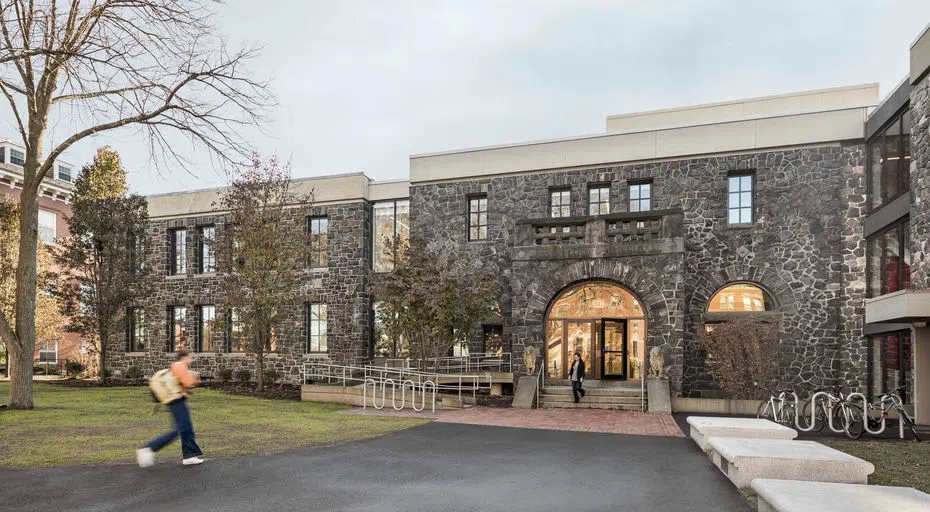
[136,350,204,467]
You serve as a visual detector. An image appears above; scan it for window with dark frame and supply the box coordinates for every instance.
[868,330,913,405]
[307,303,328,353]
[168,306,188,352]
[169,228,187,275]
[373,200,410,272]
[727,173,754,225]
[482,325,504,355]
[468,195,488,241]
[867,107,911,211]
[227,308,244,352]
[588,185,610,215]
[199,226,215,273]
[628,182,652,213]
[307,216,329,267]
[127,307,146,351]
[198,305,216,352]
[550,188,571,218]
[866,218,911,298]
[57,165,72,183]
[9,148,24,166]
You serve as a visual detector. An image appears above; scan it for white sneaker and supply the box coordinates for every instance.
[182,457,205,465]
[136,448,155,468]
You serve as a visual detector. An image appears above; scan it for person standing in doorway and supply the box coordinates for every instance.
[569,352,586,403]
[137,350,205,467]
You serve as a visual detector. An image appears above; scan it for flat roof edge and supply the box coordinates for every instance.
[144,171,372,199]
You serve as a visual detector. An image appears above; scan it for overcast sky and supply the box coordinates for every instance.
[19,1,930,194]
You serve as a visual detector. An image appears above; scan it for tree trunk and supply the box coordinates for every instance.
[98,328,108,384]
[9,165,40,409]
[7,339,33,408]
[256,350,264,391]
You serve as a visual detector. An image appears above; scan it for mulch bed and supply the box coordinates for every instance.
[201,381,301,401]
[475,394,514,408]
[47,378,147,387]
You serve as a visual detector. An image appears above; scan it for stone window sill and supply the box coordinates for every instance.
[225,352,249,358]
[166,274,187,280]
[310,267,329,272]
[726,223,754,230]
[193,272,218,278]
[126,352,147,357]
[303,353,329,359]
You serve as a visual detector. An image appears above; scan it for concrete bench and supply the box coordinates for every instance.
[687,416,797,452]
[751,478,930,512]
[706,437,874,489]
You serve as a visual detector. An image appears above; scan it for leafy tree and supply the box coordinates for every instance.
[56,148,152,384]
[0,1,270,409]
[0,195,63,373]
[373,236,497,370]
[697,318,780,400]
[214,156,315,390]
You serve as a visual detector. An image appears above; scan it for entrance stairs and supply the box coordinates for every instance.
[538,380,645,411]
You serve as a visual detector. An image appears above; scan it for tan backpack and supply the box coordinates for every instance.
[148,368,184,405]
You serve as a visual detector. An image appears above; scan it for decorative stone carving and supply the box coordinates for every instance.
[649,347,665,379]
[524,345,539,375]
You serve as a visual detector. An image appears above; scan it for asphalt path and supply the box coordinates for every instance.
[1,422,748,511]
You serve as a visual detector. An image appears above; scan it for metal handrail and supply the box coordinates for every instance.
[383,353,512,374]
[303,361,492,401]
[535,358,544,408]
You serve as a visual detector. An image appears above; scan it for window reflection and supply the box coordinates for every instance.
[707,283,773,312]
[373,200,410,272]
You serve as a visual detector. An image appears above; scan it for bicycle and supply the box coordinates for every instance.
[845,385,922,442]
[801,385,858,436]
[757,389,795,426]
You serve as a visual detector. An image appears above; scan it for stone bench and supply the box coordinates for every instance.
[751,478,930,512]
[706,437,874,489]
[686,416,797,452]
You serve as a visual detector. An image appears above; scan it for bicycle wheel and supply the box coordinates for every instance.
[757,400,775,421]
[802,400,826,432]
[842,402,864,440]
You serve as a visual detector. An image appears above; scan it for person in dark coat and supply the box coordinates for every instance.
[569,352,586,403]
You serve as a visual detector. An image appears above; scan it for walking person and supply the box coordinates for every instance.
[136,350,205,467]
[569,352,586,403]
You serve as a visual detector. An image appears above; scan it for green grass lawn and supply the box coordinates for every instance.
[822,439,930,493]
[0,382,428,467]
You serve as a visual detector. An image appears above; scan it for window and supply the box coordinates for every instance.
[482,325,504,356]
[130,234,146,273]
[373,200,410,272]
[307,303,328,353]
[9,148,24,166]
[868,108,911,211]
[199,226,215,273]
[727,173,753,225]
[37,210,56,244]
[169,229,187,275]
[307,217,329,267]
[373,301,406,358]
[550,189,571,218]
[228,308,245,352]
[38,343,58,364]
[127,308,146,351]
[628,182,652,213]
[57,165,72,183]
[0,146,4,164]
[707,283,774,312]
[468,195,488,241]
[199,305,216,352]
[168,306,188,351]
[866,219,911,298]
[588,185,610,215]
[869,331,913,405]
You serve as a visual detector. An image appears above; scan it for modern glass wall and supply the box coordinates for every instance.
[868,107,911,211]
[373,199,409,272]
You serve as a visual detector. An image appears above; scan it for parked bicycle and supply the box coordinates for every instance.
[757,389,795,426]
[801,385,860,437]
[844,385,921,442]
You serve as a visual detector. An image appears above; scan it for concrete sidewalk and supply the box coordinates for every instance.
[0,422,747,512]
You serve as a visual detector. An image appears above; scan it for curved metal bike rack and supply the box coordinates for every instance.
[847,392,905,439]
[808,391,846,434]
[363,376,437,413]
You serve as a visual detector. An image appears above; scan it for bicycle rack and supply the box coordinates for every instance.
[789,392,818,433]
[363,377,437,413]
[847,392,904,439]
[809,391,846,434]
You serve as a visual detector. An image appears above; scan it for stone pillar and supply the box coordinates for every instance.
[913,326,930,425]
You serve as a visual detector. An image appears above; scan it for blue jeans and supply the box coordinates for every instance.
[146,398,203,459]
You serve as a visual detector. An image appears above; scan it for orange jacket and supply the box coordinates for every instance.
[170,361,200,396]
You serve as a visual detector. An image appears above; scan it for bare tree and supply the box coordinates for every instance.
[0,1,270,408]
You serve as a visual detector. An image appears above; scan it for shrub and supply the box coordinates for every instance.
[218,368,234,382]
[264,370,280,384]
[124,366,144,379]
[235,369,252,383]
[65,359,85,378]
[33,365,47,375]
[698,318,779,400]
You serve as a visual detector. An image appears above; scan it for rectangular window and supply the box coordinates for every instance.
[373,199,409,272]
[866,219,911,298]
[550,189,571,218]
[170,229,187,275]
[588,185,610,215]
[307,303,328,353]
[38,343,58,364]
[628,182,652,213]
[37,210,56,244]
[168,306,188,352]
[127,308,146,351]
[468,195,488,241]
[199,305,216,352]
[57,165,72,183]
[0,146,5,164]
[482,325,504,356]
[307,216,329,267]
[199,226,215,273]
[9,148,24,166]
[868,331,913,405]
[727,173,753,225]
[868,108,911,211]
[228,308,245,352]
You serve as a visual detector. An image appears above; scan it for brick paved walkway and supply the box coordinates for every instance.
[339,406,684,437]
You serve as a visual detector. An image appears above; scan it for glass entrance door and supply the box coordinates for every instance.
[565,320,595,380]
[601,319,627,380]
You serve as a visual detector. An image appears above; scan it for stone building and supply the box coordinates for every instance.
[105,24,930,424]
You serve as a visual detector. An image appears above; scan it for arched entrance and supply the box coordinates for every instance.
[545,280,646,381]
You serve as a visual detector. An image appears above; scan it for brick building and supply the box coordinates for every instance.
[104,25,930,426]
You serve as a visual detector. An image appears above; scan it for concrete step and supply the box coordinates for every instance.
[539,394,642,404]
[546,379,642,389]
[541,386,642,397]
[539,401,644,410]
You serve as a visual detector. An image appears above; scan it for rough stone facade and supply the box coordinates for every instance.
[411,143,868,397]
[107,202,372,383]
[909,70,930,288]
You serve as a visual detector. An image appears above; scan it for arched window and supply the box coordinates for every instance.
[707,283,775,313]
